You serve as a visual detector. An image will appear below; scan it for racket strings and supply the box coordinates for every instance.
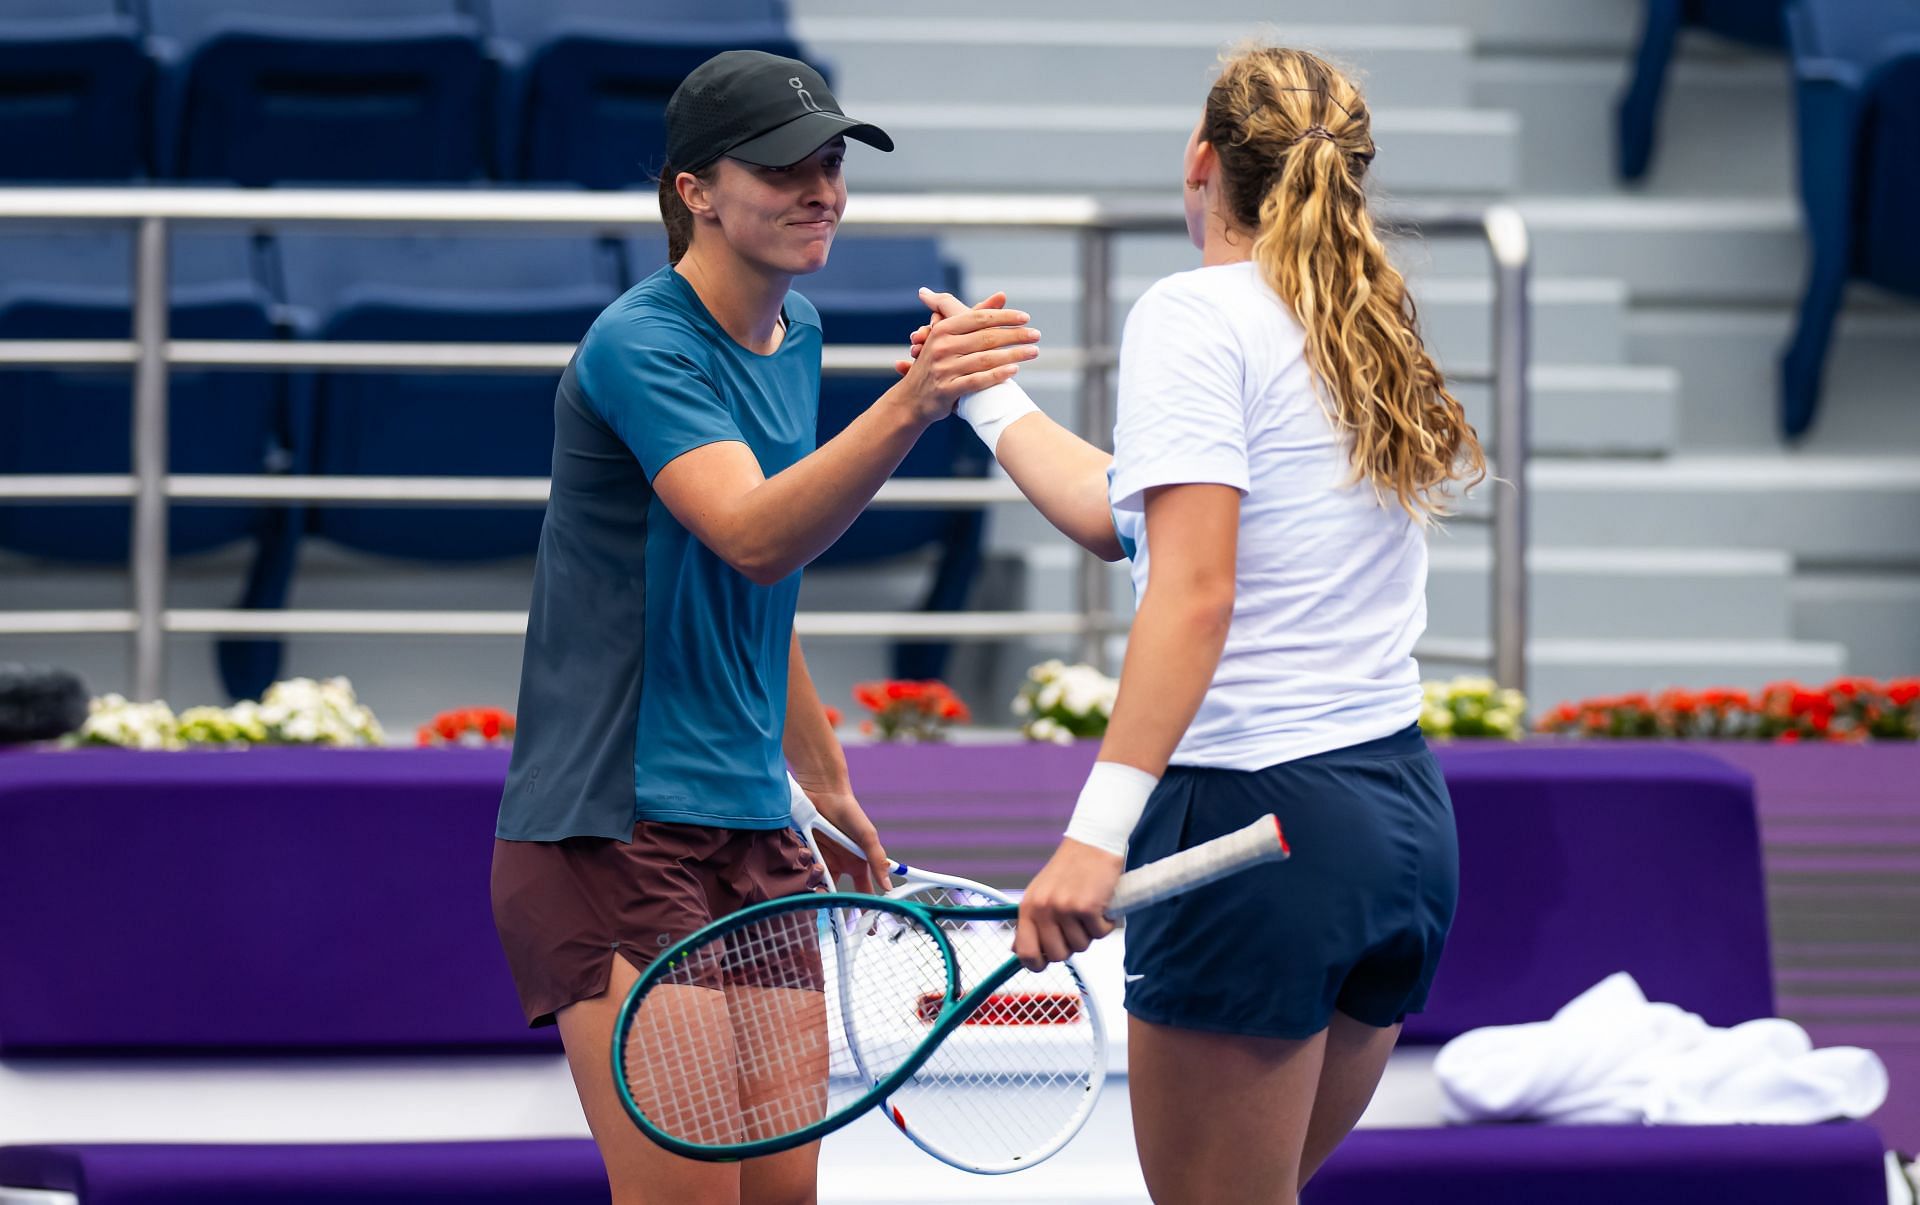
[620,902,950,1149]
[852,888,1102,1168]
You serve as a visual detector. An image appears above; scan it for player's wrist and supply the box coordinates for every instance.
[881,376,951,431]
[1063,761,1159,857]
[955,379,1042,456]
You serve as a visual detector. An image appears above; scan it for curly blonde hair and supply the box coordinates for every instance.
[1204,45,1486,521]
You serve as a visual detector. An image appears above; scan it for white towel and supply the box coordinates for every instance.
[1435,972,1889,1126]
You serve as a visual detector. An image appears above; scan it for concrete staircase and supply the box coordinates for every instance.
[5,0,1919,730]
[777,0,1919,721]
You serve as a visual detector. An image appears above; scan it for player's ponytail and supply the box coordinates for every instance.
[1207,46,1485,522]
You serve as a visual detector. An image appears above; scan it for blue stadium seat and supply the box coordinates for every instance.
[0,226,301,697]
[0,2,151,180]
[488,0,801,188]
[269,232,619,562]
[790,237,986,680]
[1780,0,1920,437]
[1618,0,1790,180]
[146,0,491,184]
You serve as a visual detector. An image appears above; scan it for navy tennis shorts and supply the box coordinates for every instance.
[1122,723,1458,1039]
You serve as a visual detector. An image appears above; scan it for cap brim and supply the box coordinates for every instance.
[725,111,894,168]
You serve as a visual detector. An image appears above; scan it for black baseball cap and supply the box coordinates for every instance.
[665,50,894,172]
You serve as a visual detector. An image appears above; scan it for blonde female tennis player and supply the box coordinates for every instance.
[910,45,1485,1205]
[490,50,1041,1205]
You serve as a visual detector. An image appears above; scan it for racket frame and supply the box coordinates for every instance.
[612,812,1287,1162]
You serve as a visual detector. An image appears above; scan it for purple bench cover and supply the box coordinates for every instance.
[1303,1121,1889,1205]
[0,744,1772,1053]
[0,750,548,1054]
[1404,743,1773,1042]
[0,746,1881,1204]
[0,1124,1888,1205]
[0,1140,607,1204]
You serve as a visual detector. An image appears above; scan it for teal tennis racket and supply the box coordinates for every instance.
[611,814,1289,1163]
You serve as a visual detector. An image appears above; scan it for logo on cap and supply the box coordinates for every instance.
[789,76,823,114]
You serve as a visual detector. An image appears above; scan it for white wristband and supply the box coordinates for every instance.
[955,379,1041,457]
[1063,761,1160,857]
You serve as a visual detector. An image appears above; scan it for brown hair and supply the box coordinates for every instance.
[1204,46,1485,521]
[656,162,717,265]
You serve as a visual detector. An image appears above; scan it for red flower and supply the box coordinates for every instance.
[851,679,970,740]
[421,706,516,746]
[823,705,843,728]
[1777,729,1803,743]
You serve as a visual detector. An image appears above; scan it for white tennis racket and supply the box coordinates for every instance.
[787,776,1108,1173]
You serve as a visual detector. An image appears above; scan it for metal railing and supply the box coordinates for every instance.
[0,188,1529,699]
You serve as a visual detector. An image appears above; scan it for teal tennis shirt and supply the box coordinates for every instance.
[497,266,821,842]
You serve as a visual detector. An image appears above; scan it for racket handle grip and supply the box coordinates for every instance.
[1105,814,1289,918]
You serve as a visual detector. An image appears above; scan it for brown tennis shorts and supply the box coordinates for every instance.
[491,819,827,1027]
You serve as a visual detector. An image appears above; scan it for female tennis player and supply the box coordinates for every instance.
[912,45,1483,1204]
[490,50,1042,1205]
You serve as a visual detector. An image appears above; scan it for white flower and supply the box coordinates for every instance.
[1011,694,1032,717]
[77,695,181,749]
[1036,682,1065,712]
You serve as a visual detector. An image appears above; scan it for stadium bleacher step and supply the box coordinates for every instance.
[792,0,1644,53]
[1012,543,1795,644]
[1518,455,1920,563]
[1476,55,1794,198]
[797,18,1474,109]
[1630,305,1920,453]
[1456,364,1678,458]
[979,274,1626,370]
[1005,543,1845,710]
[1792,572,1920,684]
[1012,359,1677,460]
[848,103,1517,195]
[1514,197,1806,303]
[1430,546,1796,642]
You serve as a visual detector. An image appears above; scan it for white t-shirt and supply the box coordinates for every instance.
[1108,261,1426,771]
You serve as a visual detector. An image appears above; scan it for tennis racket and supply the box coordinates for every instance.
[787,778,1107,1173]
[612,811,1288,1164]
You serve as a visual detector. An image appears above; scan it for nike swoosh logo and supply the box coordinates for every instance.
[1123,973,1146,983]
